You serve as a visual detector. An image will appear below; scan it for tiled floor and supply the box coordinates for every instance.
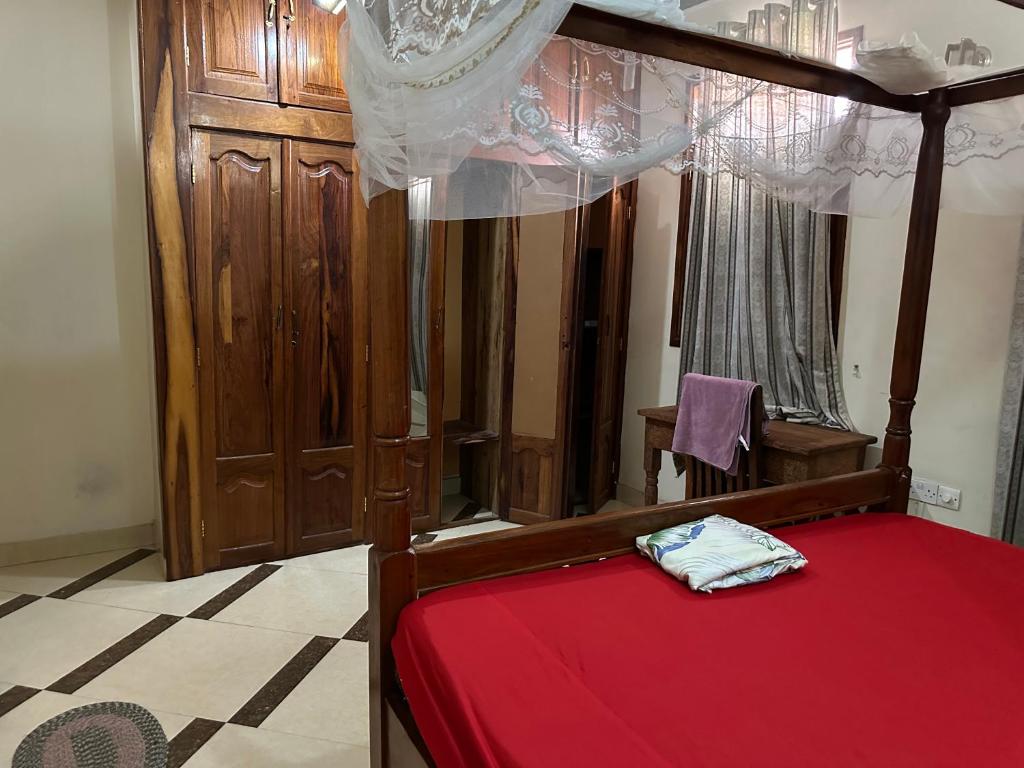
[0,519,519,767]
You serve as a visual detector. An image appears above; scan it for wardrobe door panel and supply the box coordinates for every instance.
[407,437,431,532]
[186,0,279,102]
[284,141,364,553]
[279,0,350,111]
[294,448,354,538]
[215,460,277,568]
[193,131,285,570]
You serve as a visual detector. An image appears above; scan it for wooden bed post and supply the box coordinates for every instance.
[367,188,415,768]
[879,89,951,512]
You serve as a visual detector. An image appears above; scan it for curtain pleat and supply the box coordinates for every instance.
[992,234,1024,544]
[678,0,852,430]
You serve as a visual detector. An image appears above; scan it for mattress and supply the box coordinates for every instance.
[393,513,1024,767]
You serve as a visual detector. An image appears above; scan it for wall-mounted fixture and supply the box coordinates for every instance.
[945,38,992,67]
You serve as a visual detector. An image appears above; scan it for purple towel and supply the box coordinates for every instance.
[672,374,758,476]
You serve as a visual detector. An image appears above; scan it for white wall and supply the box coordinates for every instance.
[840,213,1022,534]
[0,1,159,551]
[832,2,1024,533]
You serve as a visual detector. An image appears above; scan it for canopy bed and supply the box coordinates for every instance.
[348,0,1024,765]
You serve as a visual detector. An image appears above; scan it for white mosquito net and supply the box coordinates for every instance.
[339,0,1024,219]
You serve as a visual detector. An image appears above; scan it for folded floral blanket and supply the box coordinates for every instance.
[636,515,807,593]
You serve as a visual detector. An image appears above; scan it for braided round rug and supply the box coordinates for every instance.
[12,701,167,768]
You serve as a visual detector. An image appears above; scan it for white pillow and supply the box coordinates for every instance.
[636,515,807,593]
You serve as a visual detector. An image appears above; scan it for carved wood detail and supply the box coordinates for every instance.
[145,53,203,579]
[279,0,350,111]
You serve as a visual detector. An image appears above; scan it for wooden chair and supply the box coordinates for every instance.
[681,385,764,500]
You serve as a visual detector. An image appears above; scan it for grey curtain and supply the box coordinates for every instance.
[991,231,1024,544]
[679,0,853,429]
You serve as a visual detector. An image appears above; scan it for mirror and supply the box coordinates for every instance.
[408,178,433,437]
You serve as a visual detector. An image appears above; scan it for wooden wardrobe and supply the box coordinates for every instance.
[139,0,380,578]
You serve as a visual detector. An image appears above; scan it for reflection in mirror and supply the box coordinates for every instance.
[507,185,639,523]
[408,178,432,437]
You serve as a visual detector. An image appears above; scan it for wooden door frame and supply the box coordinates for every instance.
[449,217,517,520]
[497,218,520,520]
[606,180,638,501]
[554,181,637,519]
[425,218,447,530]
[553,195,591,520]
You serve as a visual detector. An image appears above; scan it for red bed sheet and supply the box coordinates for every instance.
[393,513,1024,767]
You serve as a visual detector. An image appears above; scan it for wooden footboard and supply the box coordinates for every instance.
[371,468,893,767]
[417,468,891,591]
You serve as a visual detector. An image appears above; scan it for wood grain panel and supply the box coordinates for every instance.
[140,0,203,579]
[284,141,364,552]
[279,0,350,111]
[216,456,278,567]
[365,188,412,768]
[287,144,353,450]
[212,153,277,454]
[510,435,555,523]
[947,67,1024,107]
[293,447,354,541]
[189,93,354,143]
[193,131,285,569]
[186,0,279,101]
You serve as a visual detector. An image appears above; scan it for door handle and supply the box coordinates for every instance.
[291,310,300,347]
[266,0,277,26]
[283,0,296,25]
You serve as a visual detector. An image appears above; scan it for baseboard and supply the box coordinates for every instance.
[615,483,646,508]
[0,523,156,568]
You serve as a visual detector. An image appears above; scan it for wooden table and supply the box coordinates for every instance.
[638,405,877,505]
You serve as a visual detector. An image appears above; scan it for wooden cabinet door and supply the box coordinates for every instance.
[193,131,285,570]
[278,0,350,111]
[283,141,365,554]
[186,0,279,102]
[588,182,637,513]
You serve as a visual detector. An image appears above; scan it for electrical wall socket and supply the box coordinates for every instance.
[909,476,939,505]
[937,485,961,511]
